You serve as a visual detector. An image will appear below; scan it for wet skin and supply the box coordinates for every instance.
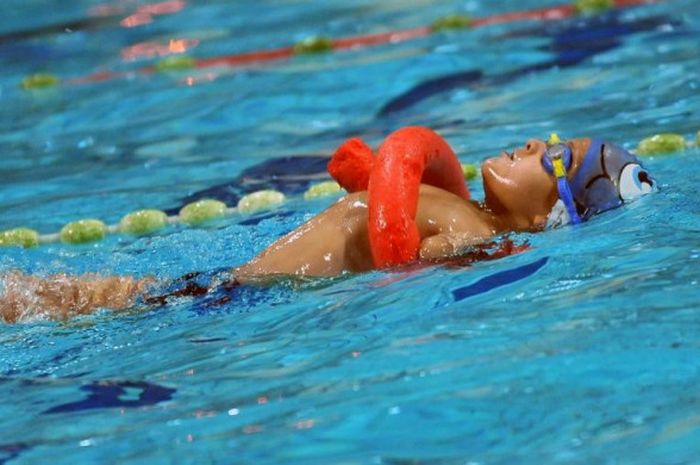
[481,137,591,230]
[0,138,592,322]
[236,137,592,278]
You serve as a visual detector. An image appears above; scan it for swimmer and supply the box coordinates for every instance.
[0,127,656,323]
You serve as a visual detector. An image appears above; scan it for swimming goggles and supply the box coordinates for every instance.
[541,133,583,225]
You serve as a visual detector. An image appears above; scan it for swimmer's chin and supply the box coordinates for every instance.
[480,162,507,215]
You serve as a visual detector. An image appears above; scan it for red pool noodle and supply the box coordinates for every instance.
[328,126,470,268]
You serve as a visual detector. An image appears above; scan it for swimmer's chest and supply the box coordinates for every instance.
[415,187,491,238]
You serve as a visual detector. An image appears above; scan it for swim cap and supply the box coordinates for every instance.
[546,139,656,227]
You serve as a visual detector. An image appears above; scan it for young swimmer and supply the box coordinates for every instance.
[0,127,656,323]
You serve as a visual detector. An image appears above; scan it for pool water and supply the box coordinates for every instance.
[2,0,700,463]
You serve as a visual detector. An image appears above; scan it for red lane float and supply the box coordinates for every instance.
[332,27,432,51]
[328,126,470,268]
[471,5,575,27]
[194,47,295,69]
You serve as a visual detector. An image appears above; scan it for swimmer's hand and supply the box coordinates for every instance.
[0,272,153,323]
[418,233,487,261]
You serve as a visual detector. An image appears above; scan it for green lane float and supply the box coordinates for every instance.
[237,190,286,213]
[179,199,227,225]
[60,219,108,244]
[636,133,686,156]
[0,189,288,247]
[431,15,473,32]
[154,55,195,72]
[303,181,342,200]
[119,209,168,236]
[0,228,39,248]
[574,0,614,14]
[461,163,478,181]
[20,73,60,90]
[293,36,333,55]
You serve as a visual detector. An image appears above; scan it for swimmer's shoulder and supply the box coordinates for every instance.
[337,184,468,210]
[337,184,492,237]
[415,184,493,237]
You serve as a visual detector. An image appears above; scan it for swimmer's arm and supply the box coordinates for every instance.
[0,272,152,323]
[418,232,488,261]
[234,193,374,280]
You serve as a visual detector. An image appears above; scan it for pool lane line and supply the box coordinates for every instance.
[378,8,683,116]
[43,380,175,414]
[54,0,665,87]
[452,256,549,302]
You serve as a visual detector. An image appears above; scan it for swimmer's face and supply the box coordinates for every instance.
[481,138,590,229]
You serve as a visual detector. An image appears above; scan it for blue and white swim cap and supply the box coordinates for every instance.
[546,139,656,227]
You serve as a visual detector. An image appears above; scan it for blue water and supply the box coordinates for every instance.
[2,0,700,463]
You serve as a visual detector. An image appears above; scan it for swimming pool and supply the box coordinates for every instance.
[1,0,700,463]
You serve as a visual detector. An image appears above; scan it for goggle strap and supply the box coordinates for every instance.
[556,177,582,224]
[543,138,583,225]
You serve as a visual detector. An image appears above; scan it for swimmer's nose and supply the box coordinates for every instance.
[521,139,546,157]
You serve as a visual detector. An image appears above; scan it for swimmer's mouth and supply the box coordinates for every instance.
[501,150,515,160]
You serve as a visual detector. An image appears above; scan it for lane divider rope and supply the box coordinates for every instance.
[20,0,663,89]
[2,127,696,249]
[0,165,481,248]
